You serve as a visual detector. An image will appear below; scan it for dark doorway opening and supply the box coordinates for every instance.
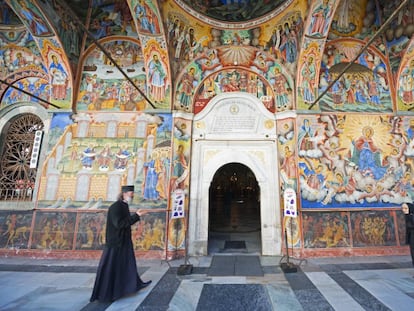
[208,163,261,254]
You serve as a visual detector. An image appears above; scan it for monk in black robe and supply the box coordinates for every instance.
[90,185,151,302]
[402,203,414,267]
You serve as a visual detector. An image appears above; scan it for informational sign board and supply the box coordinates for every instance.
[171,189,185,219]
[283,188,297,217]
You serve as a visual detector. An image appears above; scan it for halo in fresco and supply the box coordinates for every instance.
[177,0,288,22]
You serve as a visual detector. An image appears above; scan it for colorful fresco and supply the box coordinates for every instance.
[87,0,138,40]
[350,210,397,247]
[0,77,49,108]
[277,118,297,191]
[131,0,162,35]
[76,211,106,250]
[37,0,85,63]
[397,41,414,112]
[0,45,46,76]
[0,2,23,25]
[298,114,414,209]
[47,112,73,152]
[178,0,287,22]
[330,0,367,37]
[192,68,277,114]
[10,0,53,37]
[37,112,173,210]
[263,10,304,74]
[133,211,166,251]
[31,211,76,250]
[302,212,350,248]
[318,40,392,113]
[77,39,147,111]
[0,211,33,249]
[176,47,291,113]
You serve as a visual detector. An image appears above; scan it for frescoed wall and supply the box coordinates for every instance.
[295,114,413,209]
[2,0,414,261]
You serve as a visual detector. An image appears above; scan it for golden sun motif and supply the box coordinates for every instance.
[340,116,391,153]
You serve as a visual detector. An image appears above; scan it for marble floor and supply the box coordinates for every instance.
[1,198,414,310]
[0,254,414,311]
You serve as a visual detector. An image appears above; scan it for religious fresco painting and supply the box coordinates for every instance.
[263,10,304,75]
[0,211,33,249]
[36,112,173,211]
[10,0,53,37]
[350,210,397,247]
[177,0,287,23]
[132,210,166,251]
[0,77,49,108]
[88,0,138,39]
[77,39,147,112]
[31,211,76,250]
[318,40,392,113]
[298,114,414,209]
[143,38,171,109]
[131,0,162,36]
[277,118,297,191]
[397,42,414,112]
[302,212,350,248]
[76,211,106,250]
[176,47,293,113]
[48,112,74,152]
[75,209,166,252]
[192,68,277,114]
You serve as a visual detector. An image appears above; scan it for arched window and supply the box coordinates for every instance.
[0,114,43,201]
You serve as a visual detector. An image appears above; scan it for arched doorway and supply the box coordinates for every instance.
[188,92,281,256]
[208,163,261,254]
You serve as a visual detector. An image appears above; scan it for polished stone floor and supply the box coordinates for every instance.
[1,198,414,310]
[1,254,414,311]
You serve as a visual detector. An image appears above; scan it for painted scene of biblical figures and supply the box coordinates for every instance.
[77,40,147,111]
[302,212,350,248]
[297,115,414,208]
[350,210,397,247]
[0,211,33,249]
[192,68,277,114]
[76,212,106,250]
[318,42,392,113]
[31,212,76,250]
[132,211,166,251]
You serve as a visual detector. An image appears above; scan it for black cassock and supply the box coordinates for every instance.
[90,199,145,302]
[405,203,414,267]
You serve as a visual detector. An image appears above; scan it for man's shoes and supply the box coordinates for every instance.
[137,280,152,290]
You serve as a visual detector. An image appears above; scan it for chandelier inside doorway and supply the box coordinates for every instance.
[0,114,43,201]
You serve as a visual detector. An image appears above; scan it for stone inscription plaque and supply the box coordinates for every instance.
[211,115,258,132]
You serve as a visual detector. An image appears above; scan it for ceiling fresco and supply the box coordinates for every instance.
[176,0,288,23]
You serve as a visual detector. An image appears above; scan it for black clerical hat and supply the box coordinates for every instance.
[121,185,134,192]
